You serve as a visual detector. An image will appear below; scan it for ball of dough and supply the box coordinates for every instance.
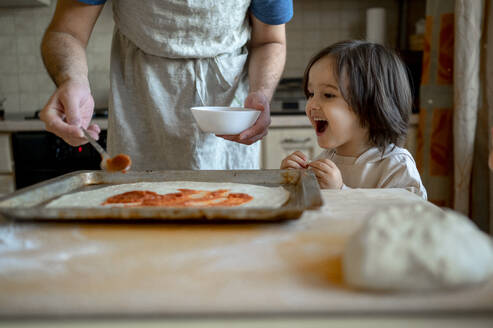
[343,204,493,291]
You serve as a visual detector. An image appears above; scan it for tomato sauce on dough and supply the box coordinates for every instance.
[102,189,253,207]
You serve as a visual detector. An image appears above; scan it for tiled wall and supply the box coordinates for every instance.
[0,0,398,115]
[0,1,113,115]
[285,0,399,77]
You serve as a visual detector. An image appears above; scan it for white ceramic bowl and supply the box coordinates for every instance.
[190,106,261,135]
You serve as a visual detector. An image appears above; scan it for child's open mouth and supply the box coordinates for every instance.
[315,119,328,134]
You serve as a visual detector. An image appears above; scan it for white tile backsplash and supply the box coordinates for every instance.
[16,36,37,55]
[3,92,19,112]
[18,73,39,93]
[14,13,38,35]
[17,55,39,73]
[36,73,55,94]
[0,36,16,55]
[0,1,113,114]
[0,74,18,93]
[284,0,399,78]
[19,92,39,114]
[0,16,15,35]
[0,55,17,74]
[0,0,400,114]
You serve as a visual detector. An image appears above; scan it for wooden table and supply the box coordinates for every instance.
[1,189,492,326]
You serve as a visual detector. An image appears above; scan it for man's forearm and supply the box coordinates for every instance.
[41,30,89,87]
[247,41,286,101]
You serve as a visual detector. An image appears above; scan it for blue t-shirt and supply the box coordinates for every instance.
[77,0,293,25]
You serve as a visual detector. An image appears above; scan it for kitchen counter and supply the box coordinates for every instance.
[1,189,492,324]
[0,119,109,132]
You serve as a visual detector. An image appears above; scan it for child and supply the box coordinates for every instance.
[280,40,427,199]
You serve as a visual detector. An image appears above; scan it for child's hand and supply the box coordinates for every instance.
[280,151,309,169]
[308,159,343,189]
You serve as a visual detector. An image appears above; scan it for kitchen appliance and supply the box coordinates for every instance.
[271,78,306,114]
[12,108,109,189]
[12,131,107,189]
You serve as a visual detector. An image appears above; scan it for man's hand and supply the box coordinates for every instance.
[40,0,103,146]
[281,151,309,169]
[40,79,100,146]
[308,159,343,189]
[218,91,271,145]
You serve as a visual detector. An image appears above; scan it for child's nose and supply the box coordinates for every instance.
[307,97,320,111]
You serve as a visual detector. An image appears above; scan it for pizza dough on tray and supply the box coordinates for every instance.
[343,204,493,291]
[46,181,290,209]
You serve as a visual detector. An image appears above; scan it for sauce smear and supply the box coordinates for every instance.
[102,189,253,207]
[105,154,132,173]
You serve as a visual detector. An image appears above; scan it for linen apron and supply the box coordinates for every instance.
[107,0,259,171]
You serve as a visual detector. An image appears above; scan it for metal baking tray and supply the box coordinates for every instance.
[0,170,322,222]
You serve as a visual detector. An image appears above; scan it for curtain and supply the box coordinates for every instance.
[469,0,492,234]
[454,0,492,234]
[454,0,483,214]
[418,0,492,233]
[417,0,455,207]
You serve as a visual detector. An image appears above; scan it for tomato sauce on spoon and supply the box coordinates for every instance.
[104,154,132,173]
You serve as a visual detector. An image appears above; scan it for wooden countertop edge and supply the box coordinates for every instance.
[0,119,109,132]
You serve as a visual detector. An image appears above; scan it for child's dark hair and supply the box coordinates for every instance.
[302,40,411,150]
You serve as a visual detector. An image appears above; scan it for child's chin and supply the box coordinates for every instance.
[316,136,333,149]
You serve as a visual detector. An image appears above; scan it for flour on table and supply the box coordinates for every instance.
[343,204,493,291]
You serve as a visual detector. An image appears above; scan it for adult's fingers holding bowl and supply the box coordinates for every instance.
[236,91,271,143]
[220,113,269,145]
[238,109,271,142]
[219,126,268,145]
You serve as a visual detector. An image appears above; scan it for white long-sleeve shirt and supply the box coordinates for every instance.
[315,145,427,199]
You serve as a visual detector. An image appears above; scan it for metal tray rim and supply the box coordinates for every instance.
[0,169,322,222]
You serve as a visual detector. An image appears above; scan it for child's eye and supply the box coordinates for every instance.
[306,92,314,98]
[324,93,335,98]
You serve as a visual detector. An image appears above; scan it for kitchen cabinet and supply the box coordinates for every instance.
[0,174,15,195]
[0,133,13,173]
[262,127,323,169]
[0,0,50,7]
[0,133,15,196]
